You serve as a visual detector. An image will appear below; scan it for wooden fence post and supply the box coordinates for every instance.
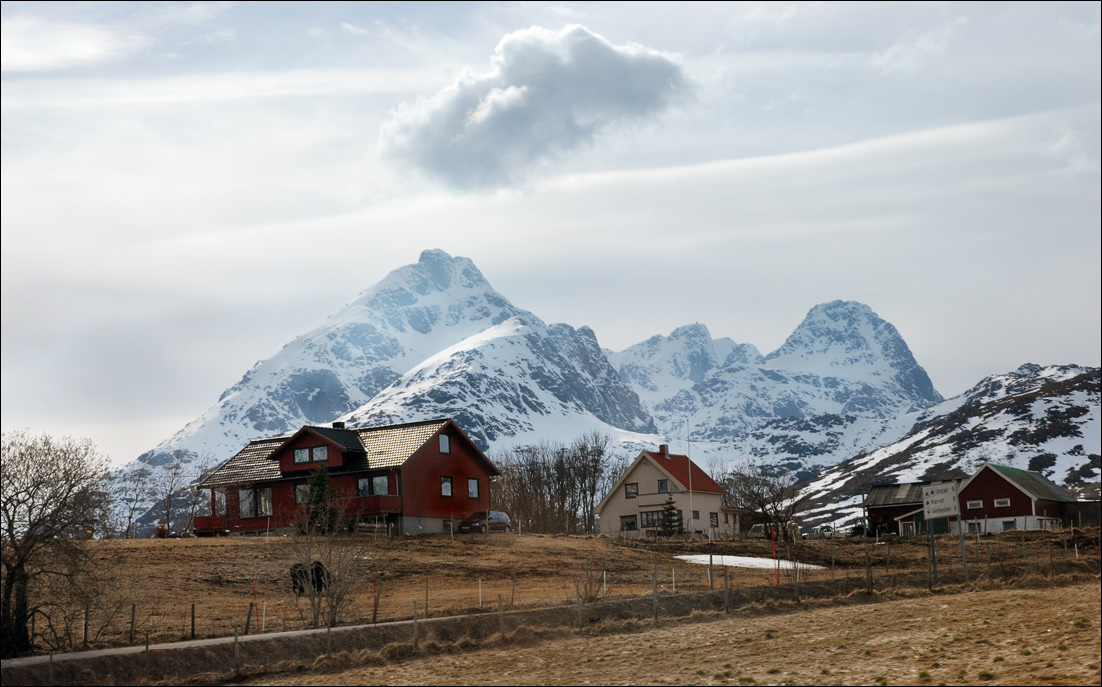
[129,603,136,645]
[412,601,419,647]
[190,603,196,640]
[243,602,254,635]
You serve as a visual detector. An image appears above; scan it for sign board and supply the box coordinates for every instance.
[923,482,959,519]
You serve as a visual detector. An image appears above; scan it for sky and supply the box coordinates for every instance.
[2,1,1100,467]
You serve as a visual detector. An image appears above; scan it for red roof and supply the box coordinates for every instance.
[643,451,723,493]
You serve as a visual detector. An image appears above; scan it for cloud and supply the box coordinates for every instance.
[874,17,968,74]
[380,24,687,189]
[1,15,147,72]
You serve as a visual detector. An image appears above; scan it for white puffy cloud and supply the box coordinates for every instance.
[380,24,687,189]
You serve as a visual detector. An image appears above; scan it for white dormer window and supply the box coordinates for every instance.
[440,434,451,454]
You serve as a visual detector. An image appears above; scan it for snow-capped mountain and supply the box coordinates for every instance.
[128,250,526,468]
[606,301,943,473]
[117,249,1097,534]
[800,364,1101,526]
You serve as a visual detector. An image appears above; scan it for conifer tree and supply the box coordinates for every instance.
[659,495,682,537]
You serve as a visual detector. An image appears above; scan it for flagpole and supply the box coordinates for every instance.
[687,420,693,537]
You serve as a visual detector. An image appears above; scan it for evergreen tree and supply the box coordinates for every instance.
[659,495,682,537]
[302,467,339,534]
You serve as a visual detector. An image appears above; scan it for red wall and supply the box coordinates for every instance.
[273,431,346,473]
[400,428,495,520]
[958,466,1035,521]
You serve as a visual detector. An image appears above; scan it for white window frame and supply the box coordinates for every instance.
[994,498,1011,508]
[439,434,451,454]
[468,477,479,499]
[441,476,453,497]
[966,500,982,509]
[294,448,310,464]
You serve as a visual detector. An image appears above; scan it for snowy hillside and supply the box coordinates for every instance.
[799,364,1101,526]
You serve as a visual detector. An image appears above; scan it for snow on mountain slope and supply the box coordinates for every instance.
[606,301,943,471]
[340,315,656,448]
[799,364,1101,526]
[125,250,526,472]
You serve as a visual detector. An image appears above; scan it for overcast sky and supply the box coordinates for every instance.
[2,1,1099,467]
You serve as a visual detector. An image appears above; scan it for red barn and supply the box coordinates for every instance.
[955,463,1076,533]
[193,418,499,536]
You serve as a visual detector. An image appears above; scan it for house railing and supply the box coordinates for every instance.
[337,494,402,514]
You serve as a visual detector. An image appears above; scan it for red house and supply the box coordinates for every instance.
[193,418,500,536]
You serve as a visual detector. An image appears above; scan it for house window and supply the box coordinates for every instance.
[441,476,453,497]
[257,488,272,517]
[1002,519,1017,531]
[710,512,719,528]
[994,498,1011,508]
[439,434,450,454]
[468,478,480,499]
[692,510,700,520]
[294,446,327,463]
[239,489,255,518]
[295,483,310,505]
[214,490,227,516]
[641,511,660,528]
[657,479,668,494]
[967,500,982,509]
[625,483,638,499]
[238,488,272,518]
[358,475,390,496]
[967,521,980,534]
[620,515,638,531]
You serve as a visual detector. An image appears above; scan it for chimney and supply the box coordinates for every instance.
[659,444,669,458]
[332,421,346,429]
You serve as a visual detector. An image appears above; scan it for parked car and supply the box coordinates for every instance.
[457,511,512,534]
[803,524,839,540]
[746,522,799,541]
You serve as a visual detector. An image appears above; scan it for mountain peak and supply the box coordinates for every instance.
[764,300,941,406]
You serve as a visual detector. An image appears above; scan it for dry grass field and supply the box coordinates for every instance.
[6,529,1099,686]
[251,583,1102,686]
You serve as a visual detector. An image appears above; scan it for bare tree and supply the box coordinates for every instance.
[113,464,154,539]
[178,452,215,535]
[723,459,806,542]
[1,430,110,657]
[287,469,370,629]
[151,449,189,536]
[495,433,623,534]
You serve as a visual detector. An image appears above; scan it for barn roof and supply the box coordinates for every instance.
[865,482,927,508]
[985,464,1077,503]
[197,418,456,488]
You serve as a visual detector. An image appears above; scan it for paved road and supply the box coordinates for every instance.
[1,613,425,668]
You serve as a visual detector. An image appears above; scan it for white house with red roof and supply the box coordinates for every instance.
[597,444,731,538]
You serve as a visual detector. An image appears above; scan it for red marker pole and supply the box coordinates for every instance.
[772,526,778,585]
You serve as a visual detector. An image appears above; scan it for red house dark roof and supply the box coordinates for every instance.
[198,418,495,489]
[642,450,723,493]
